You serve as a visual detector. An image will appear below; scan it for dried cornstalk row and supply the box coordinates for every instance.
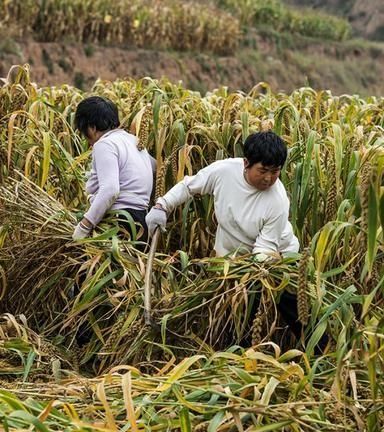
[1,0,240,55]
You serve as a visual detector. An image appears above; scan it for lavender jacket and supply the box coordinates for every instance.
[84,129,155,226]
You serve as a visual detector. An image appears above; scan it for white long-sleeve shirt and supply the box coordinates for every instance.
[157,158,299,256]
[84,129,155,226]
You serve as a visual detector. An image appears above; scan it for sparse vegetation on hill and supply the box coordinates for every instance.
[286,0,384,41]
[2,0,380,96]
[218,0,351,41]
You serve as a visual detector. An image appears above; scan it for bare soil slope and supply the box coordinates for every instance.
[1,33,384,96]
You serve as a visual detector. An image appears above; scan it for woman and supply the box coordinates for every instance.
[72,96,155,244]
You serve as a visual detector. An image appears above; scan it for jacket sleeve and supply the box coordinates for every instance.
[84,142,120,226]
[157,162,218,212]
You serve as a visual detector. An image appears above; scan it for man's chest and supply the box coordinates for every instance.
[213,186,268,236]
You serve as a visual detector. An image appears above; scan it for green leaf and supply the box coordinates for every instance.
[365,184,378,273]
[305,319,328,358]
[208,411,225,432]
[0,391,27,411]
[153,94,162,133]
[260,377,279,405]
[179,251,189,272]
[379,192,384,234]
[179,407,192,432]
[299,130,316,206]
[8,410,50,432]
[157,355,205,392]
[362,274,384,319]
[22,351,36,382]
[230,367,258,384]
[278,349,303,363]
[252,421,293,431]
[241,111,249,144]
[40,131,52,188]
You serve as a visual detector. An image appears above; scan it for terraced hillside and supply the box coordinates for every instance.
[1,0,384,96]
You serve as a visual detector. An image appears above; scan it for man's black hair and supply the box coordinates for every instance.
[75,96,120,137]
[243,131,287,168]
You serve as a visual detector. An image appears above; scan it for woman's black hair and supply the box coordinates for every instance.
[243,131,287,168]
[74,96,120,137]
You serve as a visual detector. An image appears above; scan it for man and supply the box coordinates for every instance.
[146,131,299,259]
[146,131,308,345]
[72,96,155,243]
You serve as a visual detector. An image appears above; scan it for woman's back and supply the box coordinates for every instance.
[85,129,155,225]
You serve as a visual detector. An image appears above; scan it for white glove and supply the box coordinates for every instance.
[145,207,167,237]
[254,252,280,263]
[72,222,92,240]
[254,253,270,263]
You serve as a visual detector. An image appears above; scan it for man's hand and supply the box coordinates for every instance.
[254,251,281,263]
[72,218,93,240]
[145,205,167,237]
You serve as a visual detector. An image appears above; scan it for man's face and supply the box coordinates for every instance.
[244,160,281,190]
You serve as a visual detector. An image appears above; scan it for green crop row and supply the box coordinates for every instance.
[218,0,351,41]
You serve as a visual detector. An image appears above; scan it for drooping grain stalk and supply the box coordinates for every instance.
[297,247,310,326]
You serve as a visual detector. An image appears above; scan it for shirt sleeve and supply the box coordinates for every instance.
[252,209,288,254]
[149,154,157,173]
[84,141,120,226]
[157,161,218,212]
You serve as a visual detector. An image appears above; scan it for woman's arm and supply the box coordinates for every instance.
[83,141,120,227]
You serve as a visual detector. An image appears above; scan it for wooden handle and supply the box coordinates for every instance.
[144,228,160,325]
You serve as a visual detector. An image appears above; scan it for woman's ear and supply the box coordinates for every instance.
[243,158,249,169]
[88,125,97,136]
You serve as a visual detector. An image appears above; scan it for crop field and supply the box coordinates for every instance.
[1,0,351,57]
[0,64,383,430]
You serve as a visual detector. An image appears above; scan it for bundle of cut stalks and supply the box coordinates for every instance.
[0,174,81,324]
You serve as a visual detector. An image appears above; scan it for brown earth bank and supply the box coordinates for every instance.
[1,34,384,96]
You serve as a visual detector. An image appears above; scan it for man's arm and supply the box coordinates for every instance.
[156,162,218,212]
[146,161,218,236]
[252,209,288,257]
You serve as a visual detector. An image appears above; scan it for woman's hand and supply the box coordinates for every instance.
[145,205,167,237]
[72,218,93,240]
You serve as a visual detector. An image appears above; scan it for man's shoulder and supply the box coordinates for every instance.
[207,158,242,173]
